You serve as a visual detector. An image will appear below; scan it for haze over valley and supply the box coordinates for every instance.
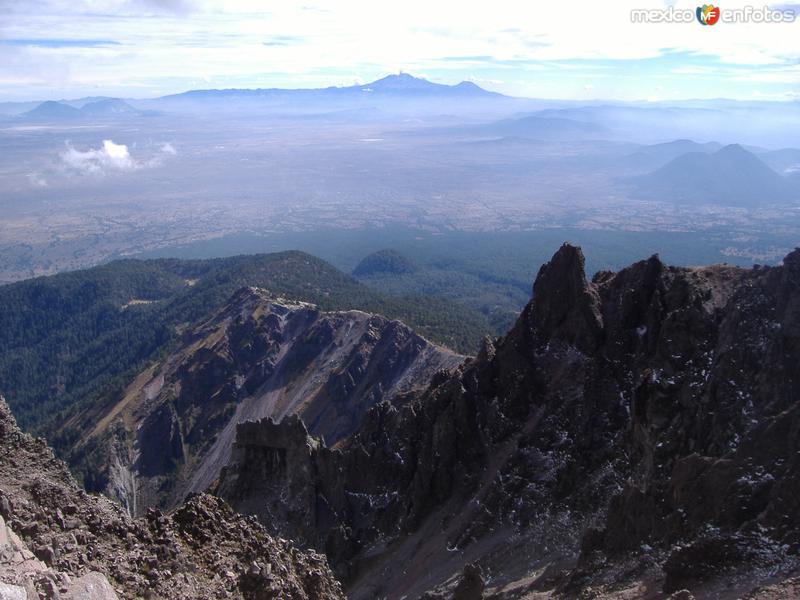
[1,2,800,598]
[2,74,799,292]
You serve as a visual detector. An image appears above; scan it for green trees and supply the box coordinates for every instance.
[352,249,418,277]
[0,251,488,443]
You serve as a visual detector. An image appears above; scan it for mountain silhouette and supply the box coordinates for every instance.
[632,143,798,206]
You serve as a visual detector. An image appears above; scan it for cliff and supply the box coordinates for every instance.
[70,287,462,515]
[216,244,800,598]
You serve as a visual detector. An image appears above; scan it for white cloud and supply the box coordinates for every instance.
[59,139,177,175]
[60,139,137,174]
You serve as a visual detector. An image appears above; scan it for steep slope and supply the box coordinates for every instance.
[0,251,486,439]
[0,395,343,599]
[216,244,800,598]
[632,144,797,206]
[70,287,462,516]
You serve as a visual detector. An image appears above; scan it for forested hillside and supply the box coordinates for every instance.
[0,252,488,443]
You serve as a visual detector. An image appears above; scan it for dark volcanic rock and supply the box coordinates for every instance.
[216,244,800,599]
[0,395,344,599]
[215,416,321,545]
[530,242,603,352]
[452,563,485,600]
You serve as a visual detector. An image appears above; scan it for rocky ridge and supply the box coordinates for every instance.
[216,244,800,598]
[0,394,344,599]
[70,287,462,516]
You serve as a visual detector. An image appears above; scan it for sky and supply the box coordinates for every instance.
[0,0,799,102]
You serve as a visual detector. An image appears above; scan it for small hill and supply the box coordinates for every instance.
[468,114,607,141]
[632,143,796,206]
[23,100,81,120]
[79,98,139,117]
[352,249,418,277]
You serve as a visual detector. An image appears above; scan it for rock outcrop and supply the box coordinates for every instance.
[0,395,344,599]
[216,244,800,598]
[69,287,462,515]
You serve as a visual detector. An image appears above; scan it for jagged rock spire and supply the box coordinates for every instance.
[529,243,603,351]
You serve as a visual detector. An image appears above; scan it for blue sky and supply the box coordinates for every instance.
[0,0,798,101]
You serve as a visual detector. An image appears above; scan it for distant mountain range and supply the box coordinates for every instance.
[143,73,509,116]
[10,74,508,121]
[530,103,800,149]
[632,143,800,206]
[21,97,145,120]
[157,73,503,102]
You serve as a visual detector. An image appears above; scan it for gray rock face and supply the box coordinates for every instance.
[0,395,344,600]
[216,245,800,598]
[65,572,120,600]
[0,582,27,600]
[215,416,321,544]
[70,288,462,515]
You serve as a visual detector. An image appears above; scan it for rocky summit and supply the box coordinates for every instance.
[69,287,462,516]
[215,244,800,598]
[0,394,344,599]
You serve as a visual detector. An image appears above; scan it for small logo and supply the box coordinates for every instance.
[697,4,721,25]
